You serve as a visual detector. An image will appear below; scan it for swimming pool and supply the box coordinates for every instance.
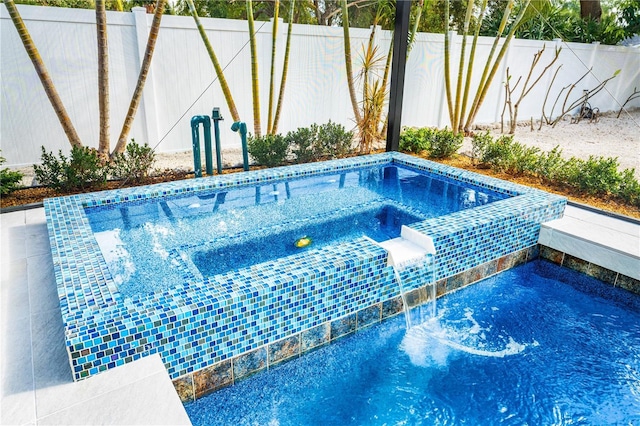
[185,260,640,425]
[43,152,565,385]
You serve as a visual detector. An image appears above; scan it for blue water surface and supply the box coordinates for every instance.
[84,164,507,297]
[185,261,640,425]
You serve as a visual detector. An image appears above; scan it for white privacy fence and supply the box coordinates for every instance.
[1,4,639,167]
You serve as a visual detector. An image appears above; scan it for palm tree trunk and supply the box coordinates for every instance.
[185,0,240,122]
[272,0,295,135]
[3,0,83,148]
[452,0,474,134]
[341,0,362,124]
[96,0,110,157]
[464,0,531,132]
[408,0,424,55]
[459,0,488,133]
[443,0,454,128]
[112,0,166,155]
[247,0,262,137]
[377,37,393,138]
[266,0,280,135]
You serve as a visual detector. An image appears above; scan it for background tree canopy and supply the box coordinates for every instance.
[12,0,640,45]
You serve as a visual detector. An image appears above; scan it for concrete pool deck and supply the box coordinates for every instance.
[1,204,638,425]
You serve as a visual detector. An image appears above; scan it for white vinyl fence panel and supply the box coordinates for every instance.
[1,4,639,167]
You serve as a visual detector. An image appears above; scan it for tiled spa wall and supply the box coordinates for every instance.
[173,244,541,403]
[44,152,566,388]
[172,177,566,403]
[539,245,640,295]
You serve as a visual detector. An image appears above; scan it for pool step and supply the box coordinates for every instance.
[377,225,436,267]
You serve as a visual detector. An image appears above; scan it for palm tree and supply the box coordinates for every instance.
[185,0,241,122]
[246,0,262,136]
[266,0,280,135]
[112,0,167,155]
[272,0,295,135]
[96,0,110,156]
[3,0,83,148]
[341,0,362,124]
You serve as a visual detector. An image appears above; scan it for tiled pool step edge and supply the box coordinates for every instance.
[539,245,640,295]
[173,244,539,404]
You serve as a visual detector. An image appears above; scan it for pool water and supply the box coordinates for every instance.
[85,164,506,297]
[185,261,640,425]
[192,205,423,277]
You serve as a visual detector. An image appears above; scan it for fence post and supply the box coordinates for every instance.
[132,6,160,147]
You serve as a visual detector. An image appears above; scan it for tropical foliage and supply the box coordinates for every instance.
[0,153,24,196]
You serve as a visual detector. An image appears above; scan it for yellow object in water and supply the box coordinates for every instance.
[294,236,312,248]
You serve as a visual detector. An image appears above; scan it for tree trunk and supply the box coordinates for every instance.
[96,0,110,157]
[342,0,362,124]
[266,0,280,135]
[185,0,240,122]
[580,0,602,22]
[272,0,295,135]
[113,0,166,155]
[247,0,262,137]
[4,0,83,148]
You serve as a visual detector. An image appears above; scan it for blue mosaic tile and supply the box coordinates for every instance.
[43,152,565,382]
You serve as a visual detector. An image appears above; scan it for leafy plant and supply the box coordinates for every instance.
[567,156,622,196]
[286,126,318,164]
[619,169,640,206]
[247,134,289,167]
[535,146,566,181]
[315,121,354,159]
[34,146,108,192]
[0,153,23,195]
[110,139,156,183]
[399,127,433,154]
[429,127,463,159]
[470,131,493,164]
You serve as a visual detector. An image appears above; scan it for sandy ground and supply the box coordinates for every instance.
[13,108,640,185]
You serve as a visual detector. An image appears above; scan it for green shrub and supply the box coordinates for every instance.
[475,134,514,171]
[286,127,318,164]
[34,146,108,192]
[568,156,622,196]
[618,169,640,206]
[315,121,354,159]
[429,127,463,159]
[470,131,494,163]
[0,153,23,195]
[535,146,566,180]
[110,139,156,183]
[399,127,433,154]
[247,134,290,167]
